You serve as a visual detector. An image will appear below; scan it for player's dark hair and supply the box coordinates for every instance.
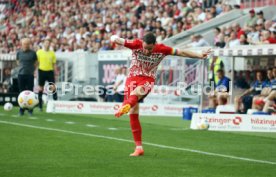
[143,32,156,45]
[216,69,224,74]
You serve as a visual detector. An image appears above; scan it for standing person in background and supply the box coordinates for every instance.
[16,38,37,116]
[113,66,127,102]
[37,39,58,111]
[209,56,224,85]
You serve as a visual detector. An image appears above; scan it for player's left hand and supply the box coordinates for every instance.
[201,48,212,59]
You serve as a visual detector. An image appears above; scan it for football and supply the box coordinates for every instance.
[18,90,38,109]
[197,119,210,130]
[4,102,13,111]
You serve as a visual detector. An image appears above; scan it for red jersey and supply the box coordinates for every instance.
[124,39,175,79]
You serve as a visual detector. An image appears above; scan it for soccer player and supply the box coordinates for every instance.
[37,39,58,111]
[16,38,37,116]
[111,32,211,156]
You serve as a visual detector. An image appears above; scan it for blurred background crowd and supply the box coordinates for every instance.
[0,0,238,53]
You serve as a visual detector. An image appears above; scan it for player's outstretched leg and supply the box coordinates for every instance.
[129,104,144,157]
[115,86,146,118]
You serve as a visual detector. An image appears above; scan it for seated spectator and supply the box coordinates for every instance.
[249,30,273,45]
[246,9,257,27]
[215,33,226,48]
[208,69,230,108]
[246,24,260,43]
[226,31,240,48]
[235,71,266,113]
[268,31,276,44]
[188,34,209,47]
[256,11,266,24]
[232,23,244,39]
[213,27,221,44]
[239,34,249,45]
[194,6,206,22]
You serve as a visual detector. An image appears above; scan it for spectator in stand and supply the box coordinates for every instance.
[232,23,244,39]
[210,5,218,17]
[246,9,258,27]
[249,30,273,45]
[213,27,221,44]
[256,10,265,23]
[247,24,260,43]
[269,31,276,44]
[225,31,240,48]
[239,34,249,45]
[188,34,209,47]
[194,6,206,22]
[215,33,226,48]
[264,20,273,31]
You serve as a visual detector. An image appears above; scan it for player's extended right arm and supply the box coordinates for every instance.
[110,35,125,46]
[174,48,212,59]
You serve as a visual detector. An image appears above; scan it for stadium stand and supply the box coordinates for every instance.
[0,0,233,53]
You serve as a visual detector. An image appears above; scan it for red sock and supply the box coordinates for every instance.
[124,95,139,107]
[129,114,142,146]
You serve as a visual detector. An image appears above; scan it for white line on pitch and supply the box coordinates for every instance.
[46,119,55,122]
[0,120,275,165]
[65,121,75,124]
[108,127,118,131]
[170,128,190,131]
[28,117,38,120]
[86,124,98,128]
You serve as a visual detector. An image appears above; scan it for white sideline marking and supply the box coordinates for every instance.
[28,117,38,120]
[170,128,190,131]
[65,121,75,124]
[0,120,275,165]
[108,127,118,131]
[46,119,55,122]
[86,124,97,128]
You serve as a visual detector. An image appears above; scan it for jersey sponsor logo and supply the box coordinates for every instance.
[130,50,165,78]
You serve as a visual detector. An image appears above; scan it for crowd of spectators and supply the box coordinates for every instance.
[0,0,233,54]
[213,9,276,48]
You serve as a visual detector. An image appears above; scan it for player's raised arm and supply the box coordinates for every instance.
[173,48,212,59]
[110,35,125,45]
[110,35,142,49]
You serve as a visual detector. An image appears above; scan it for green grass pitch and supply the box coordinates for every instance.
[0,107,276,177]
